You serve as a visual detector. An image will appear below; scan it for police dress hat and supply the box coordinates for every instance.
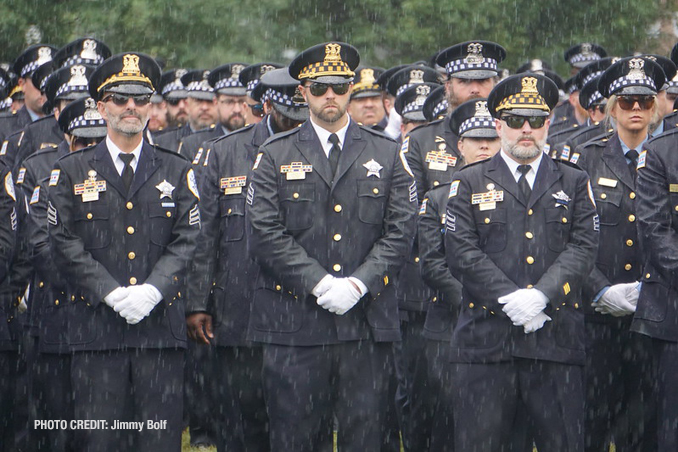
[394,82,439,121]
[376,64,410,93]
[386,65,441,97]
[44,64,95,105]
[564,43,607,69]
[423,84,448,122]
[54,38,111,68]
[516,59,552,75]
[239,63,282,96]
[598,57,665,98]
[159,69,189,100]
[13,44,57,78]
[436,41,506,79]
[450,98,497,138]
[575,57,618,92]
[643,55,676,92]
[31,61,54,93]
[288,42,360,84]
[57,97,107,138]
[180,69,214,100]
[208,63,248,96]
[260,68,309,122]
[88,52,161,101]
[579,75,605,110]
[351,66,384,99]
[487,74,559,118]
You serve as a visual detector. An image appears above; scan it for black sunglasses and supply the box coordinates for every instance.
[617,95,655,111]
[501,115,547,129]
[73,136,105,149]
[166,97,185,106]
[102,93,152,106]
[248,103,264,117]
[593,103,607,114]
[307,82,350,97]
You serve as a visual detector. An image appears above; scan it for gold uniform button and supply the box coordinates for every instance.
[127,226,135,234]
[126,202,133,210]
[54,300,59,306]
[333,234,342,241]
[166,211,172,218]
[526,256,535,265]
[628,214,636,222]
[334,204,342,212]
[275,285,282,291]
[561,217,568,224]
[574,303,579,309]
[468,302,475,308]
[601,193,607,200]
[38,281,44,288]
[414,257,420,263]
[525,232,534,239]
[675,205,678,212]
[625,264,632,271]
[128,252,136,260]
[227,208,232,214]
[129,277,138,285]
[293,192,300,199]
[432,296,437,302]
[646,273,651,279]
[528,209,533,216]
[629,192,636,200]
[86,213,93,220]
[333,264,342,272]
[373,188,379,194]
[527,284,534,288]
[433,181,440,186]
[71,295,75,301]
[484,218,490,224]
[626,239,634,247]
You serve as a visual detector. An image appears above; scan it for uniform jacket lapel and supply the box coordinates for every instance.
[528,155,563,209]
[333,121,367,184]
[128,142,161,199]
[90,141,126,197]
[485,153,523,205]
[295,121,333,187]
[602,134,635,190]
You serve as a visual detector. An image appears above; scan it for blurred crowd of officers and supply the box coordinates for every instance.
[0,34,677,452]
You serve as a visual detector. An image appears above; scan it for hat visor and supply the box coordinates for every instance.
[666,86,678,95]
[217,87,247,96]
[351,89,381,99]
[164,90,188,100]
[615,86,657,96]
[105,83,154,96]
[461,128,498,139]
[500,108,550,117]
[70,126,108,138]
[310,75,354,85]
[187,91,216,101]
[402,111,427,122]
[450,69,498,80]
[151,93,164,103]
[272,102,309,122]
[56,91,90,102]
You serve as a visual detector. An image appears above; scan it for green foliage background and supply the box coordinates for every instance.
[0,0,667,75]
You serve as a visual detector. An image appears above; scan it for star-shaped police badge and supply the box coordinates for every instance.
[552,190,571,209]
[156,180,175,199]
[363,159,383,178]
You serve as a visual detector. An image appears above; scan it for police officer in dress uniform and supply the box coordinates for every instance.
[349,66,387,129]
[445,74,598,451]
[423,85,449,123]
[577,56,663,452]
[47,52,201,452]
[394,82,439,136]
[186,67,307,452]
[239,62,282,126]
[246,42,417,451]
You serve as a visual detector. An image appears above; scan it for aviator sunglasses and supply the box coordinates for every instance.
[102,93,152,106]
[501,115,547,129]
[617,95,655,111]
[307,82,351,97]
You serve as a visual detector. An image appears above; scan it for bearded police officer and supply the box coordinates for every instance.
[47,53,200,451]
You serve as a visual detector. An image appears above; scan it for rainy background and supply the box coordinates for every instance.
[1,0,676,451]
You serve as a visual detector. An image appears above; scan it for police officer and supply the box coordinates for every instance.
[246,42,416,451]
[445,74,598,451]
[422,85,448,123]
[47,52,201,451]
[349,66,386,129]
[239,62,281,126]
[394,82,439,137]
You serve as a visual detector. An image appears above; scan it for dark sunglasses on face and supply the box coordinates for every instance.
[248,103,264,117]
[501,115,547,129]
[307,82,350,97]
[590,103,607,114]
[73,136,105,149]
[166,97,184,106]
[617,95,655,111]
[102,93,152,106]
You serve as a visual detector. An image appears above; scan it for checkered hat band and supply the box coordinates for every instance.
[432,100,449,117]
[459,117,496,135]
[668,80,678,88]
[353,83,379,93]
[266,88,297,107]
[247,80,259,92]
[396,83,415,97]
[402,102,425,115]
[186,81,213,92]
[298,61,354,79]
[55,83,89,99]
[61,55,104,68]
[582,70,604,87]
[0,98,11,110]
[162,82,184,95]
[21,61,42,77]
[496,93,550,112]
[214,78,244,91]
[68,117,106,132]
[588,91,603,106]
[445,58,497,75]
[608,76,656,94]
[570,54,600,65]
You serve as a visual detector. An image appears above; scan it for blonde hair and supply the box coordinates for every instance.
[605,94,660,132]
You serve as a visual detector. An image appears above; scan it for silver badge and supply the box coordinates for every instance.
[363,159,383,178]
[156,180,175,200]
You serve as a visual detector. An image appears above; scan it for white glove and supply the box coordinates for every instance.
[103,287,130,309]
[594,282,639,317]
[523,311,552,334]
[316,278,363,315]
[114,284,163,324]
[311,274,335,297]
[498,288,549,326]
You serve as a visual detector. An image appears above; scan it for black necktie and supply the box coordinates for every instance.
[517,164,532,203]
[328,133,341,176]
[119,153,135,192]
[627,149,639,181]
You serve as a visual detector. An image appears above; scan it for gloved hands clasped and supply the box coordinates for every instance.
[593,282,639,317]
[104,284,163,324]
[498,288,551,333]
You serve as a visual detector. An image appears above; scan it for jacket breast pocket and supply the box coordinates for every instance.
[148,202,176,246]
[280,183,314,231]
[475,208,507,253]
[545,207,571,252]
[219,197,245,242]
[74,203,111,250]
[357,179,388,224]
[593,187,622,226]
